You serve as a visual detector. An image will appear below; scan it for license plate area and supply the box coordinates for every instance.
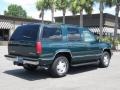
[16,57,23,63]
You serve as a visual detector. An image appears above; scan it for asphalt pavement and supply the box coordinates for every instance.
[0,46,120,90]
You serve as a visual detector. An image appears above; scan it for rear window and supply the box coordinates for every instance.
[10,25,40,41]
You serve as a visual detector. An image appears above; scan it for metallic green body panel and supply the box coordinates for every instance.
[38,25,112,66]
[8,24,112,67]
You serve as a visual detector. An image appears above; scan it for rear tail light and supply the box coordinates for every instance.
[36,41,42,54]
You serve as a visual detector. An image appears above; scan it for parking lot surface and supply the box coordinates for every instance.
[0,46,120,90]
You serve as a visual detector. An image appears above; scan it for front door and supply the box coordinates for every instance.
[81,30,101,61]
[66,27,88,64]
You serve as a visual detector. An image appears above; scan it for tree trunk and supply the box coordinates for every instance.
[51,5,55,23]
[80,9,83,27]
[99,1,104,38]
[63,9,66,24]
[113,5,119,50]
[41,9,44,23]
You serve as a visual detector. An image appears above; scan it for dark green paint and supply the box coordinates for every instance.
[7,24,112,67]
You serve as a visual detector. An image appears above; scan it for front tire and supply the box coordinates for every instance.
[50,56,69,77]
[99,52,111,68]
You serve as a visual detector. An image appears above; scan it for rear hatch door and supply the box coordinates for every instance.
[8,24,40,58]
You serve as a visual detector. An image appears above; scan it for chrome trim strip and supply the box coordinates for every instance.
[72,61,99,67]
[23,60,39,65]
[6,57,39,65]
[39,57,53,60]
[40,53,53,57]
[73,54,102,58]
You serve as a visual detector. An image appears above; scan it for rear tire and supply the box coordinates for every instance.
[23,64,38,71]
[99,52,110,68]
[50,56,69,77]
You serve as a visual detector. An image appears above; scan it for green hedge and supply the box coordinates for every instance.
[99,36,120,46]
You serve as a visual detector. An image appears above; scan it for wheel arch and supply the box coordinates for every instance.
[103,48,112,58]
[53,50,72,64]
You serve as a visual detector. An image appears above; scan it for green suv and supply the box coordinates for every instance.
[5,23,112,77]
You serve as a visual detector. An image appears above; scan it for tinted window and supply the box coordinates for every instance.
[10,25,39,41]
[42,26,62,41]
[67,27,80,41]
[82,30,96,42]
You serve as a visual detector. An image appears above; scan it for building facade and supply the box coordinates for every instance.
[55,13,120,37]
[0,15,43,42]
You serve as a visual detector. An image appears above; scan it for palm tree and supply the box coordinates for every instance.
[48,0,56,23]
[36,0,49,23]
[69,0,93,27]
[111,0,120,49]
[69,0,79,16]
[56,0,69,24]
[96,0,113,38]
[104,0,120,49]
[99,0,104,38]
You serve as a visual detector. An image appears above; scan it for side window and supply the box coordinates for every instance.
[82,30,96,42]
[67,27,81,41]
[42,26,62,41]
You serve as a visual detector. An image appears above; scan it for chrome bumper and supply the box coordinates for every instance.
[5,55,39,65]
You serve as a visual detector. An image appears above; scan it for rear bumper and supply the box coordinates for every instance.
[5,55,39,65]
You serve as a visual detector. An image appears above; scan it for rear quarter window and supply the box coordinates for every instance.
[42,26,62,41]
[67,27,81,41]
[10,25,40,41]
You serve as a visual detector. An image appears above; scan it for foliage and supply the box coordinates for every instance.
[4,4,27,18]
[36,0,49,22]
[36,0,49,11]
[55,0,69,24]
[48,0,56,9]
[48,0,56,23]
[55,0,69,11]
[69,0,80,15]
[27,16,33,19]
[99,36,120,46]
[69,0,94,15]
[69,0,93,26]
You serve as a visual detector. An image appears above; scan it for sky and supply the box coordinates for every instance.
[0,0,118,21]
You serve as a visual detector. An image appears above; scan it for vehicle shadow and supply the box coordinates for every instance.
[68,65,98,75]
[4,69,51,81]
[4,65,98,81]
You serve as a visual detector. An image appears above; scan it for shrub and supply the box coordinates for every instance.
[99,36,120,49]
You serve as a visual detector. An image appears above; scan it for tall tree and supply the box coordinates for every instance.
[4,4,27,18]
[69,0,93,27]
[48,0,56,23]
[111,0,120,49]
[97,0,120,49]
[96,0,113,38]
[56,0,69,24]
[69,0,79,16]
[36,0,49,23]
[99,0,104,38]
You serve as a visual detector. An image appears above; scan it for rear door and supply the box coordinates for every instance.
[8,25,40,58]
[40,25,66,59]
[66,26,88,64]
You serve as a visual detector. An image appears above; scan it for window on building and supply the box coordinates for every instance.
[0,29,9,41]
